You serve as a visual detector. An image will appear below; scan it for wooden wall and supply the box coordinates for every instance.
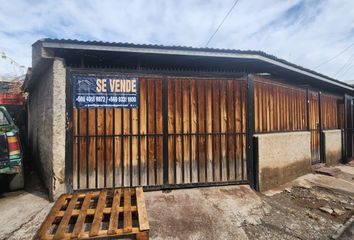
[254,76,308,133]
[321,93,342,129]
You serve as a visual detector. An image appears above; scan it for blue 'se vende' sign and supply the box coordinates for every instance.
[74,75,139,108]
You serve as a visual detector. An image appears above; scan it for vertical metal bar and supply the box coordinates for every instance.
[86,109,89,188]
[121,108,124,186]
[174,78,177,184]
[95,108,98,188]
[181,80,185,183]
[218,79,222,181]
[318,91,324,163]
[240,80,244,180]
[211,80,215,182]
[196,80,200,182]
[306,88,310,131]
[189,80,193,183]
[204,79,208,182]
[104,108,107,188]
[225,79,230,180]
[246,74,257,191]
[146,79,149,185]
[112,108,116,188]
[130,108,133,186]
[138,80,141,186]
[162,76,169,186]
[65,69,73,192]
[233,79,237,180]
[77,108,81,189]
[154,79,157,185]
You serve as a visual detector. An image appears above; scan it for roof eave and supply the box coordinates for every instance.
[41,41,353,91]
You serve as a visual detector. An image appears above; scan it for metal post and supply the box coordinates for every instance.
[318,91,325,163]
[65,69,74,193]
[246,74,257,191]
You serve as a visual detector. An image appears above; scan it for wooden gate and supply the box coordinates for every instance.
[70,74,248,190]
[309,91,321,164]
[166,77,247,185]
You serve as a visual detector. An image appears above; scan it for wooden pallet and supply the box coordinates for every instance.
[35,187,149,240]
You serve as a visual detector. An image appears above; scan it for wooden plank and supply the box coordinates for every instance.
[108,189,122,235]
[36,194,67,239]
[136,187,149,231]
[155,79,164,186]
[175,79,183,184]
[97,109,105,188]
[147,79,155,185]
[132,107,139,186]
[124,188,132,233]
[167,78,175,184]
[71,192,93,238]
[220,80,227,181]
[139,78,147,186]
[123,108,131,187]
[79,109,87,189]
[205,80,213,182]
[197,79,206,182]
[105,108,113,188]
[53,194,79,239]
[190,80,198,183]
[88,109,96,189]
[183,80,191,183]
[89,191,107,237]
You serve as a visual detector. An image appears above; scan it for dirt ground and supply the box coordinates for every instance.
[0,164,353,240]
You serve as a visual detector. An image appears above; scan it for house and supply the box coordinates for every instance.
[23,39,354,200]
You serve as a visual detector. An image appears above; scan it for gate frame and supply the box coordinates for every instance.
[65,68,256,192]
[344,94,354,162]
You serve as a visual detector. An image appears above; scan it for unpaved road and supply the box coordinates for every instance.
[0,165,353,239]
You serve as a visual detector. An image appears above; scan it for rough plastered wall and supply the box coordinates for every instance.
[28,58,66,201]
[254,131,311,191]
[323,130,342,166]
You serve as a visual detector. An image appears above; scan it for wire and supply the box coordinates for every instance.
[337,56,354,79]
[205,0,240,47]
[334,52,354,77]
[314,42,354,70]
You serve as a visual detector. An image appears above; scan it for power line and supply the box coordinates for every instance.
[334,52,354,77]
[205,0,240,47]
[337,56,354,79]
[314,42,354,70]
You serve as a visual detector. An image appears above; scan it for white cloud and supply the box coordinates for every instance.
[0,0,353,81]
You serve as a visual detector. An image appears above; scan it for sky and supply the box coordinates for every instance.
[0,0,354,81]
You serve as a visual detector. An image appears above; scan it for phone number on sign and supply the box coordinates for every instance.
[75,96,137,103]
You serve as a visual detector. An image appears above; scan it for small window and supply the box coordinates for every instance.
[0,110,9,125]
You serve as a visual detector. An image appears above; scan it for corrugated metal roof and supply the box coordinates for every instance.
[36,38,353,91]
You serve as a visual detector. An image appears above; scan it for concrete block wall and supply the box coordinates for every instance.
[28,58,66,201]
[254,131,312,191]
[323,130,342,166]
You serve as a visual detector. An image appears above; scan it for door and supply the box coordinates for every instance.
[309,91,321,164]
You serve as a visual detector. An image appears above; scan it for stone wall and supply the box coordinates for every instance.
[28,58,66,201]
[254,131,311,191]
[323,130,342,166]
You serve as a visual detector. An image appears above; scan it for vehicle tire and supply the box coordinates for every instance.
[8,166,24,190]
